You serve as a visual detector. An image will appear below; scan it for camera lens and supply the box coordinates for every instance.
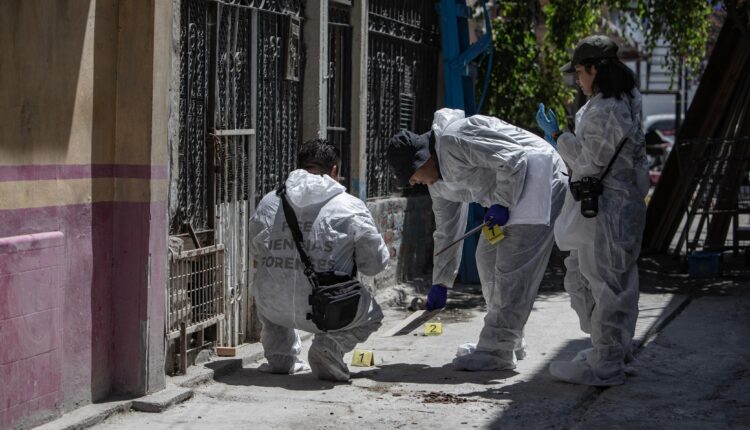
[580,196,598,218]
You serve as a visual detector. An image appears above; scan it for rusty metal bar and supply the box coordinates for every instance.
[179,322,188,374]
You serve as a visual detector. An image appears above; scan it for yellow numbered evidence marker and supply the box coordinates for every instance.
[483,224,504,245]
[351,349,375,367]
[424,322,443,335]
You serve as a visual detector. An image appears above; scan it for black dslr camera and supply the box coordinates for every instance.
[569,176,603,218]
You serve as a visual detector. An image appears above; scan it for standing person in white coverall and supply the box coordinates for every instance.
[536,35,650,386]
[249,138,389,382]
[387,110,567,371]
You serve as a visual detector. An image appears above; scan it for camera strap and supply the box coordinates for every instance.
[598,135,630,181]
[277,185,318,286]
[567,134,629,185]
[276,184,357,287]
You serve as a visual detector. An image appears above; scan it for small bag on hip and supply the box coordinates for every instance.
[277,186,362,332]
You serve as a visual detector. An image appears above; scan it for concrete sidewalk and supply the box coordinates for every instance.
[83,277,750,430]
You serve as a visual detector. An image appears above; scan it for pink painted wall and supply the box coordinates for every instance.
[0,204,114,429]
[0,232,65,429]
[111,201,167,393]
[0,167,167,429]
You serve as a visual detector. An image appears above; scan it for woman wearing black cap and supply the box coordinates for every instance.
[536,35,650,386]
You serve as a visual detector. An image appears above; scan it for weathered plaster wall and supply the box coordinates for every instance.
[364,194,435,291]
[0,0,117,166]
[0,232,65,430]
[0,0,171,428]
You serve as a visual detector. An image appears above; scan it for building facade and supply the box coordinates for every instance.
[0,1,439,428]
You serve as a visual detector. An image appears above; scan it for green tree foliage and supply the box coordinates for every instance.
[478,0,722,130]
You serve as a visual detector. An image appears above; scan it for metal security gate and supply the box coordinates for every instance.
[366,0,440,198]
[255,7,303,200]
[171,0,302,357]
[327,2,352,186]
[213,2,254,348]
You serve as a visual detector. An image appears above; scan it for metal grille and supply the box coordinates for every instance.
[167,245,225,337]
[255,10,303,202]
[173,0,210,234]
[366,0,440,198]
[327,4,352,186]
[215,4,253,203]
[210,0,301,14]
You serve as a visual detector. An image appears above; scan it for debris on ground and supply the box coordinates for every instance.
[421,391,469,404]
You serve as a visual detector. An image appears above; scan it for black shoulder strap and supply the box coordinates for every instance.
[276,186,317,283]
[599,135,630,181]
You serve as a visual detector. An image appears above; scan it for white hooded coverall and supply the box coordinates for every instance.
[552,90,650,386]
[249,169,389,381]
[429,109,568,370]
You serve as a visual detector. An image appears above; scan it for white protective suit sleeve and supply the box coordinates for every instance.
[341,199,390,276]
[430,193,468,288]
[249,192,277,270]
[556,96,631,178]
[439,115,528,208]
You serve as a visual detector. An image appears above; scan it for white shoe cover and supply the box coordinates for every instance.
[258,358,309,375]
[453,350,516,371]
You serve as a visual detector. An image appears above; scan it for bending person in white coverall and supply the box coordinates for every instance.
[537,35,650,386]
[249,138,389,382]
[387,109,567,371]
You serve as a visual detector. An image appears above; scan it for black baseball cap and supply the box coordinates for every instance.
[386,130,432,187]
[561,35,619,73]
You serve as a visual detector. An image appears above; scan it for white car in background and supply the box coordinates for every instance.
[642,113,683,185]
[643,113,682,143]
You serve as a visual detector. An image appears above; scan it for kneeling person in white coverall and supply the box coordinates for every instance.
[387,109,567,371]
[249,138,389,382]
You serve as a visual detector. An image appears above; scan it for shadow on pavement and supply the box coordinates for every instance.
[354,362,518,385]
[214,367,340,391]
[484,338,601,429]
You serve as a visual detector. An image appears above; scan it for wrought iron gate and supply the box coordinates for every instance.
[255,7,303,200]
[172,0,302,352]
[327,2,352,186]
[366,0,440,198]
[213,2,254,349]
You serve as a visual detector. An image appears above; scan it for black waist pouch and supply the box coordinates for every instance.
[307,271,362,332]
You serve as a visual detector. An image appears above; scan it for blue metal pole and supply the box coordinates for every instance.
[439,0,493,284]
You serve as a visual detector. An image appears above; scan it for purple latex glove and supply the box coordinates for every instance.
[484,204,509,228]
[425,284,447,311]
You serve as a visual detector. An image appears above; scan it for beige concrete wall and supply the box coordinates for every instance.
[349,0,369,201]
[0,0,117,166]
[0,0,168,169]
[115,0,163,167]
[0,0,170,209]
[302,0,328,140]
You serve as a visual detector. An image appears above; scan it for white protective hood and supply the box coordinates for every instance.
[285,169,346,209]
[249,169,389,331]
